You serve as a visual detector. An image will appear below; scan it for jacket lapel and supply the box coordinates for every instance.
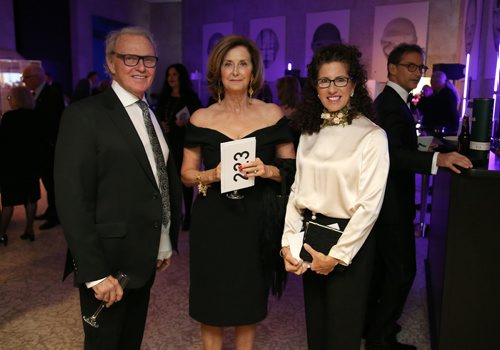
[102,88,159,190]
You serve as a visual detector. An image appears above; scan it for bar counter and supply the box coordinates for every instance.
[426,152,500,349]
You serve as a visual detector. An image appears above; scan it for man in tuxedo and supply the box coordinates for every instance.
[55,26,182,349]
[70,71,98,104]
[22,64,65,230]
[364,44,472,350]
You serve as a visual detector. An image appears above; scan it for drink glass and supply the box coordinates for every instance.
[83,271,129,328]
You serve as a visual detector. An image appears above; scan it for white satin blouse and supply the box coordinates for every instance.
[282,115,390,265]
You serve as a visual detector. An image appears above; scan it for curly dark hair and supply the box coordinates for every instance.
[292,44,374,134]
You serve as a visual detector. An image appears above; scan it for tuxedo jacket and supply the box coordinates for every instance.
[35,83,65,147]
[55,87,182,289]
[374,85,434,226]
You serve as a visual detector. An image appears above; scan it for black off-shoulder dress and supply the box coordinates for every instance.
[184,117,292,326]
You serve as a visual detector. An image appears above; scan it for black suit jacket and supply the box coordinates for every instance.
[55,87,182,289]
[35,83,65,147]
[417,86,460,133]
[375,85,434,226]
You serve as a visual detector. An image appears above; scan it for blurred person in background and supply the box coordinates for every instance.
[0,86,44,244]
[156,63,202,230]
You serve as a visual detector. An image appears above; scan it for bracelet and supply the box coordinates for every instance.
[196,172,210,197]
[279,246,289,258]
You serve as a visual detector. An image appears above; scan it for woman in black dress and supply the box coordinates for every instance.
[181,35,295,349]
[156,63,202,230]
[0,86,44,244]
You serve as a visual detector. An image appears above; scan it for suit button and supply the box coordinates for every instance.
[153,194,158,200]
[153,222,160,229]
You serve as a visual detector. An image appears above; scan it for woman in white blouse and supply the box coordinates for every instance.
[280,44,390,349]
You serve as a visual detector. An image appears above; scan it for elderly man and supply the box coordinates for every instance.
[417,70,460,135]
[22,63,65,230]
[55,26,182,349]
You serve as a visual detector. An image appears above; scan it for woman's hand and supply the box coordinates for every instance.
[240,157,278,179]
[302,243,340,275]
[281,247,309,276]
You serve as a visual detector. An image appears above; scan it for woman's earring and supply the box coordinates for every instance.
[350,90,354,97]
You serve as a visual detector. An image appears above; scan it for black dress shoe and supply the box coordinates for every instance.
[20,232,35,241]
[35,213,49,221]
[0,234,8,246]
[39,220,60,230]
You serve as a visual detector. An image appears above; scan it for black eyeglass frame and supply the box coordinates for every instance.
[112,51,159,68]
[397,63,429,73]
[316,76,353,89]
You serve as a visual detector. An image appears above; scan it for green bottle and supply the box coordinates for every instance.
[469,98,493,166]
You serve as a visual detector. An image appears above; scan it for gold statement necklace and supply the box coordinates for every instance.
[320,105,350,128]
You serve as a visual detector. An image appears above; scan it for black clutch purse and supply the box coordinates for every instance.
[299,221,343,263]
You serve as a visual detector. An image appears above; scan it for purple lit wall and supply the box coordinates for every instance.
[181,0,470,105]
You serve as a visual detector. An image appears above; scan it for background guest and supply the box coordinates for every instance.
[364,44,472,350]
[0,86,44,244]
[70,71,99,104]
[417,70,460,136]
[22,63,65,230]
[156,63,202,230]
[276,76,302,149]
[181,34,295,350]
[280,44,390,349]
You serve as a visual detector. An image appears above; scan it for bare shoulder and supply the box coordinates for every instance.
[190,105,218,128]
[254,100,283,123]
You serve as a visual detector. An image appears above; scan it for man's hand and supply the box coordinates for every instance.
[437,151,473,174]
[92,275,124,308]
[156,257,171,272]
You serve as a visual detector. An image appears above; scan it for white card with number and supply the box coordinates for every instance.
[220,137,256,193]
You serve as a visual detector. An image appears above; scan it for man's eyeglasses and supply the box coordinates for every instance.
[112,52,158,68]
[398,63,429,73]
[316,76,352,89]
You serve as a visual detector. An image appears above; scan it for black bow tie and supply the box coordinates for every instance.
[407,93,414,103]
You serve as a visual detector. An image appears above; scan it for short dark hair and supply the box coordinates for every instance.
[206,35,264,100]
[87,71,98,79]
[386,43,424,77]
[292,44,374,134]
[276,76,301,109]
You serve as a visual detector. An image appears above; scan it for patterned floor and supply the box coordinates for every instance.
[0,199,430,349]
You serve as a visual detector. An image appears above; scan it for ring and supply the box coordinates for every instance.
[254,169,258,174]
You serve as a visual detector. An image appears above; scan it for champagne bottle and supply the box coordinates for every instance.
[458,115,470,155]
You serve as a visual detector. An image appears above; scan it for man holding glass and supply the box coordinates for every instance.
[55,26,182,349]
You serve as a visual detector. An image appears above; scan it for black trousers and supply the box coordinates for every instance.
[79,272,155,350]
[364,223,416,344]
[303,233,375,350]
